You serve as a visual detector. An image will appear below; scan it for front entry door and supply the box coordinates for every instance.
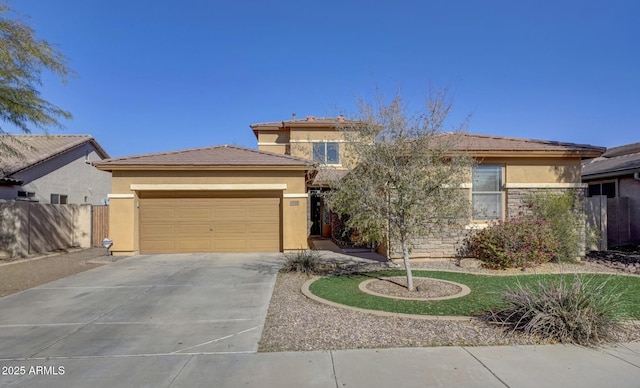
[310,192,322,236]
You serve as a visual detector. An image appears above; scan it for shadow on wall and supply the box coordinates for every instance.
[0,201,90,258]
[551,164,581,184]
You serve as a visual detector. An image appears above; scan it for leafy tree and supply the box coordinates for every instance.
[0,2,72,155]
[322,89,475,290]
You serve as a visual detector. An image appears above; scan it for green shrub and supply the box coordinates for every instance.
[280,249,321,275]
[524,191,585,262]
[483,275,624,346]
[462,217,561,269]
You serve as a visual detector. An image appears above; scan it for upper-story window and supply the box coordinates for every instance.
[472,165,503,221]
[313,142,340,165]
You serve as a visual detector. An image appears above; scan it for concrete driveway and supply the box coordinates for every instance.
[0,253,281,386]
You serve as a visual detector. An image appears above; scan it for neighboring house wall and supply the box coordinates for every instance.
[586,175,640,245]
[619,177,640,244]
[2,143,111,205]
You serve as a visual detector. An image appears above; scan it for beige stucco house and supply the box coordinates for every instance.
[96,115,604,258]
[94,146,309,256]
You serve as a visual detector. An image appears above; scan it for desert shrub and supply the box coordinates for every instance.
[462,217,561,269]
[525,191,586,262]
[483,275,624,346]
[280,249,321,275]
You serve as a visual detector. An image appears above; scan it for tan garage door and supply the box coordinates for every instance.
[139,191,281,253]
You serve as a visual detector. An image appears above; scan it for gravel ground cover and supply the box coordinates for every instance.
[0,248,110,297]
[259,254,640,352]
[2,246,639,351]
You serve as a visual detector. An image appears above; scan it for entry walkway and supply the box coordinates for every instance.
[309,237,389,263]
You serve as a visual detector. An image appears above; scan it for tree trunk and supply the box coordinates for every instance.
[401,240,414,291]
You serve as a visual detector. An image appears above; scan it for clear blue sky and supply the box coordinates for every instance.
[12,0,640,158]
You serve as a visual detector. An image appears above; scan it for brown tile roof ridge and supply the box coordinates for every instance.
[449,133,605,152]
[96,144,311,166]
[250,116,361,128]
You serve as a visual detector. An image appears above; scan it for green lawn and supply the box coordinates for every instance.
[308,270,640,319]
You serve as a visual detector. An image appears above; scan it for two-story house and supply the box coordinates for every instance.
[252,115,605,259]
[96,115,603,258]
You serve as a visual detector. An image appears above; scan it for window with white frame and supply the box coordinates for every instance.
[472,165,503,221]
[312,142,340,165]
[51,194,68,204]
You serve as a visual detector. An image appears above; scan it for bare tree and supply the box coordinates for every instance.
[0,2,73,157]
[322,89,474,291]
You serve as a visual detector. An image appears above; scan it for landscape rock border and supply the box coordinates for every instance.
[302,276,472,321]
[359,276,471,301]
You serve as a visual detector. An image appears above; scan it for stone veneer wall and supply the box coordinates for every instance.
[506,187,584,219]
[388,187,586,259]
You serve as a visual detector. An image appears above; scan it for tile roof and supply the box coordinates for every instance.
[448,133,605,155]
[582,152,640,179]
[0,134,109,177]
[94,145,311,169]
[250,115,356,128]
[601,142,640,158]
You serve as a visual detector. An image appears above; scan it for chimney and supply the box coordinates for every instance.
[306,116,315,122]
[338,115,345,123]
[292,113,296,121]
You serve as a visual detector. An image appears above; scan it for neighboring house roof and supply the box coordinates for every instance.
[94,145,311,170]
[601,142,640,158]
[447,133,605,157]
[0,134,110,179]
[582,141,640,179]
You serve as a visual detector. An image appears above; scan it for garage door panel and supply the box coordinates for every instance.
[214,224,247,235]
[249,239,281,250]
[249,207,278,218]
[140,240,176,252]
[141,224,176,235]
[142,208,176,219]
[140,192,281,253]
[176,239,211,251]
[214,207,247,219]
[247,224,279,235]
[175,223,211,236]
[213,238,253,251]
[177,208,212,219]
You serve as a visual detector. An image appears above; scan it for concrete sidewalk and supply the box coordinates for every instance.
[2,343,640,387]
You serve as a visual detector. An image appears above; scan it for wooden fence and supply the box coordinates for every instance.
[585,196,631,250]
[92,205,109,247]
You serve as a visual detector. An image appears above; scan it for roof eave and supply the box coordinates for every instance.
[460,150,604,158]
[582,167,640,180]
[7,137,110,176]
[94,164,310,172]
